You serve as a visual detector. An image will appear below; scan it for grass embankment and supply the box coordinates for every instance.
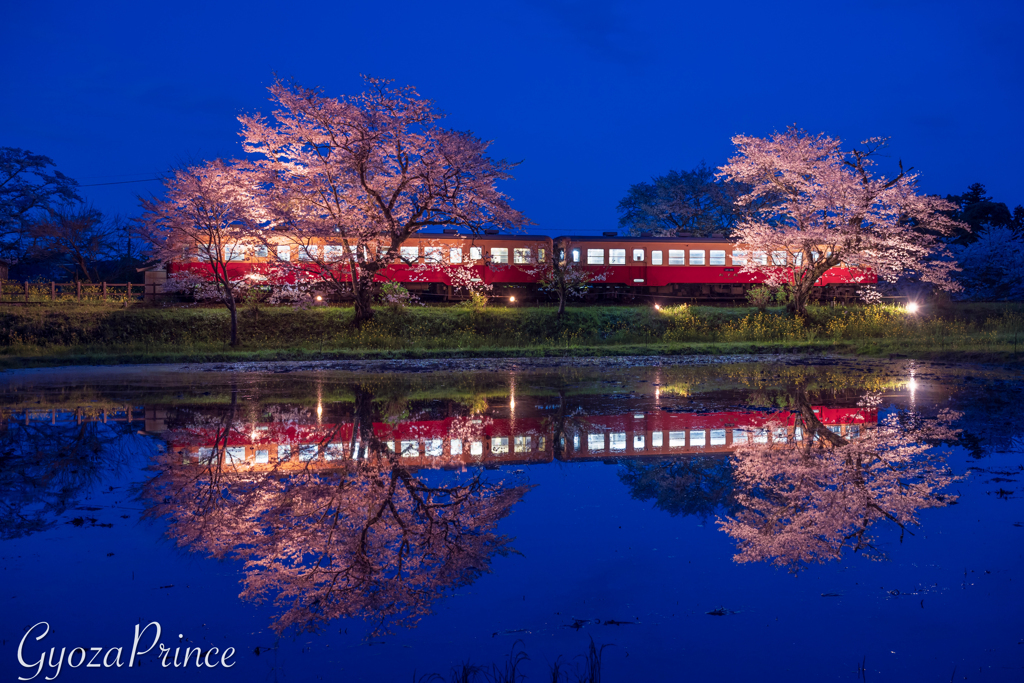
[1,302,1022,369]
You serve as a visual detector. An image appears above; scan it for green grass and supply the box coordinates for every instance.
[1,302,1023,369]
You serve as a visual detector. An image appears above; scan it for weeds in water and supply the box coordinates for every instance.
[414,638,610,683]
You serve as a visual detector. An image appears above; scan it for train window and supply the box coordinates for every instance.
[538,435,545,450]
[538,248,546,262]
[587,433,605,451]
[689,250,705,265]
[753,251,768,265]
[732,429,748,444]
[794,427,803,441]
[710,250,726,265]
[633,249,644,262]
[276,245,291,262]
[225,244,247,261]
[651,431,663,448]
[514,435,532,452]
[324,245,345,261]
[558,249,565,261]
[609,248,626,264]
[426,438,443,457]
[400,246,419,262]
[450,247,463,264]
[848,425,860,439]
[450,438,463,455]
[771,251,787,266]
[773,427,788,442]
[254,245,268,258]
[754,428,769,443]
[793,252,803,266]
[470,246,483,260]
[424,246,443,263]
[298,245,319,261]
[572,249,581,263]
[492,436,509,454]
[298,444,318,461]
[690,430,706,447]
[491,247,509,264]
[277,444,291,461]
[651,250,663,265]
[470,441,483,456]
[811,250,819,261]
[731,250,747,265]
[400,440,419,457]
[513,247,531,264]
[710,429,726,446]
[573,433,580,449]
[587,249,604,265]
[610,433,626,451]
[668,249,686,265]
[668,431,686,448]
[633,434,645,451]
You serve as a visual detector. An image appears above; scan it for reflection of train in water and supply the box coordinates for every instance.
[154,406,878,471]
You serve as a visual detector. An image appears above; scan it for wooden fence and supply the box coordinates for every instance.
[0,280,163,305]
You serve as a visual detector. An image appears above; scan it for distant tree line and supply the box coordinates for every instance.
[0,147,148,282]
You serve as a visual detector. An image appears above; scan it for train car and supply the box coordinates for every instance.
[168,231,552,301]
[555,233,875,301]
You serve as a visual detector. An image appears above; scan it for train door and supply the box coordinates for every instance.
[629,246,647,287]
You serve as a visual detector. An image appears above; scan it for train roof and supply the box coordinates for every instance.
[554,235,731,243]
[412,232,551,242]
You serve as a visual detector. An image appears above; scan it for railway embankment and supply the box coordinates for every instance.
[1,302,1021,369]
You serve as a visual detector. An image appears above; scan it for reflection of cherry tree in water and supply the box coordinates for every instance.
[0,415,143,540]
[718,389,961,571]
[619,456,739,520]
[143,384,529,636]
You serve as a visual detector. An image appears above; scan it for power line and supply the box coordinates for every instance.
[79,178,163,187]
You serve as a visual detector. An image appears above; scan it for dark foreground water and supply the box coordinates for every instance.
[1,360,1022,682]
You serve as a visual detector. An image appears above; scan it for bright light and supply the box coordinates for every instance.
[509,296,516,303]
[654,303,661,311]
[906,302,919,314]
[316,295,323,302]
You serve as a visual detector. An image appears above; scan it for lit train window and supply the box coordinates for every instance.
[771,251,787,266]
[633,435,645,451]
[572,249,581,263]
[255,450,269,464]
[538,436,546,450]
[254,245,268,258]
[538,248,546,262]
[609,249,626,265]
[513,248,531,264]
[400,440,419,457]
[811,250,819,261]
[732,429,748,444]
[689,250,705,265]
[828,425,842,435]
[400,246,419,262]
[424,247,443,263]
[710,250,726,265]
[492,436,509,454]
[451,438,463,455]
[773,427,788,442]
[587,433,605,451]
[651,251,663,265]
[277,444,291,461]
[794,252,803,266]
[298,444,317,461]
[609,433,626,451]
[732,250,747,265]
[197,448,216,464]
[470,247,483,260]
[848,425,860,439]
[325,443,344,460]
[277,245,291,262]
[668,431,686,447]
[225,244,247,261]
[794,427,803,441]
[450,247,463,263]
[690,430,706,447]
[710,429,726,446]
[324,245,345,261]
[668,250,686,265]
[514,435,532,452]
[633,249,644,262]
[427,438,443,457]
[753,251,768,265]
[587,249,604,265]
[491,247,509,264]
[753,428,769,443]
[470,441,483,456]
[573,433,580,449]
[298,245,319,261]
[651,431,663,448]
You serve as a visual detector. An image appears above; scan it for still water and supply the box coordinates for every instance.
[1,360,1022,681]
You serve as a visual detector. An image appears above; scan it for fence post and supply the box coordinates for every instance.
[24,281,29,303]
[102,282,107,300]
[51,282,56,301]
[76,280,81,302]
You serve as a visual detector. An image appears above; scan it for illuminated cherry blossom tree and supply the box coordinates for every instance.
[239,78,528,324]
[717,390,961,571]
[717,128,966,315]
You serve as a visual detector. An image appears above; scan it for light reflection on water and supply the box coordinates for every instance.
[1,362,1022,681]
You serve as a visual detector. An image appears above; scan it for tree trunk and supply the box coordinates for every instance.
[224,294,239,347]
[352,274,375,325]
[557,290,566,318]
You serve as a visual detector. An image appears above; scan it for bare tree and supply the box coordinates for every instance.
[27,204,116,282]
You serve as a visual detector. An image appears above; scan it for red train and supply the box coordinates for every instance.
[168,231,874,302]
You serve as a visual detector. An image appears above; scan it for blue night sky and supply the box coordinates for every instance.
[5,0,1023,235]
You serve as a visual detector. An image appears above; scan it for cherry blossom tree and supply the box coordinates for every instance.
[717,128,966,316]
[239,78,528,324]
[537,251,605,317]
[717,389,961,571]
[140,160,274,346]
